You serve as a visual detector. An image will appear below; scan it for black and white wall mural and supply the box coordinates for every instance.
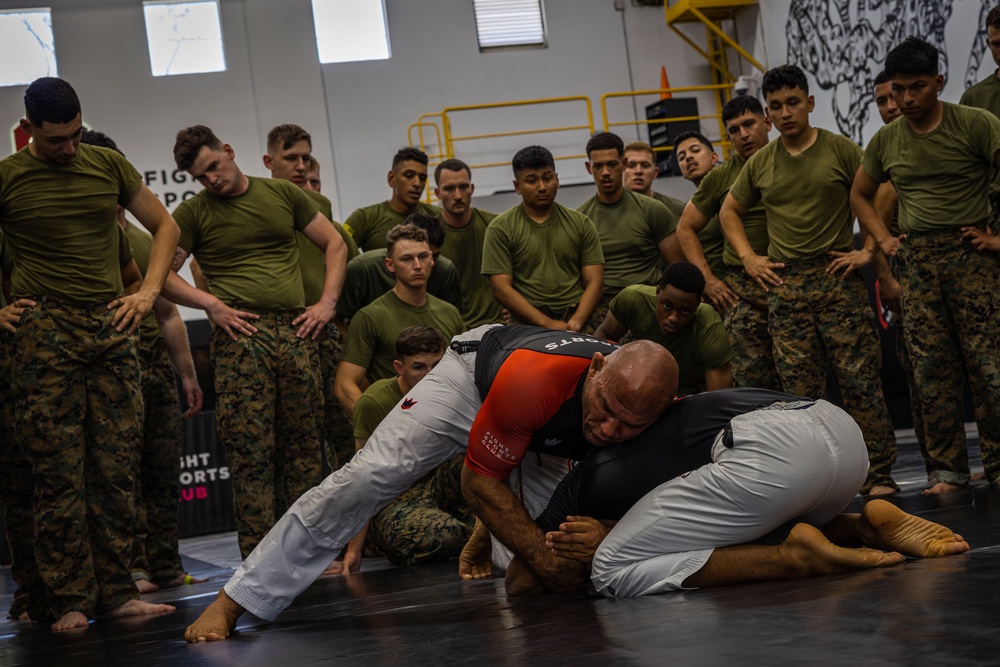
[757,0,996,144]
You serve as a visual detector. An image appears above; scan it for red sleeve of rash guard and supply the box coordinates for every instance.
[464,349,591,480]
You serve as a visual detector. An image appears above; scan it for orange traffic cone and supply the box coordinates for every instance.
[660,66,672,100]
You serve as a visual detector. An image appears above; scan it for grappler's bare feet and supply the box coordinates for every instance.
[922,481,966,495]
[51,611,89,632]
[184,590,244,642]
[866,485,896,497]
[777,523,904,577]
[858,499,970,557]
[100,599,175,621]
[459,520,493,580]
[135,579,160,594]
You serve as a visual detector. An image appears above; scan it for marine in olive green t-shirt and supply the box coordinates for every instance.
[340,290,464,383]
[609,284,731,394]
[124,222,162,344]
[481,202,604,314]
[297,189,358,304]
[352,377,405,440]
[862,102,1000,232]
[439,207,504,328]
[173,176,319,309]
[577,189,675,296]
[729,129,860,262]
[691,153,769,267]
[651,190,686,220]
[343,200,441,252]
[0,143,142,303]
[652,190,723,274]
[337,249,464,322]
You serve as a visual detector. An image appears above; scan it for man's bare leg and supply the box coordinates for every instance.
[185,590,245,642]
[854,499,970,557]
[459,519,493,580]
[682,523,904,589]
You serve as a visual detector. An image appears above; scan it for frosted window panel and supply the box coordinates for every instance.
[311,0,390,64]
[0,9,57,87]
[144,1,226,77]
[473,0,546,50]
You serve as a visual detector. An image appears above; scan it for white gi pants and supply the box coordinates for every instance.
[224,325,568,620]
[590,399,869,598]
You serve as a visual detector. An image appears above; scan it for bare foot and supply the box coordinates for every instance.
[866,485,896,497]
[504,557,546,596]
[17,611,31,621]
[922,481,966,495]
[184,590,244,643]
[858,499,970,558]
[779,523,905,576]
[52,611,89,631]
[459,520,493,580]
[135,579,160,594]
[971,471,986,482]
[162,573,207,588]
[101,598,175,621]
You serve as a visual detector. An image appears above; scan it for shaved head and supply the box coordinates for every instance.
[580,341,678,446]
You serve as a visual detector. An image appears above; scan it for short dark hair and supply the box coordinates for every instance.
[386,223,428,256]
[174,125,224,171]
[673,130,713,154]
[585,132,624,158]
[434,158,471,185]
[267,124,311,152]
[24,77,80,127]
[884,37,939,79]
[403,213,445,248]
[624,140,656,159]
[761,64,810,97]
[80,130,124,157]
[396,325,446,359]
[722,95,765,124]
[512,145,555,175]
[987,4,1000,29]
[657,261,705,296]
[392,147,429,171]
[873,70,891,87]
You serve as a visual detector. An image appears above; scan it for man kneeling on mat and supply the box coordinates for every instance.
[485,388,969,596]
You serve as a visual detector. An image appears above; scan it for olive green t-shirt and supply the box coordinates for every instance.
[341,290,464,382]
[0,143,142,303]
[610,284,731,394]
[577,189,675,295]
[652,190,686,220]
[730,129,860,262]
[0,230,12,308]
[125,222,161,344]
[352,377,405,440]
[297,189,359,305]
[175,176,319,309]
[337,248,464,322]
[862,103,1000,232]
[343,200,441,252]
[439,208,504,328]
[961,71,1000,116]
[481,203,605,312]
[691,154,770,267]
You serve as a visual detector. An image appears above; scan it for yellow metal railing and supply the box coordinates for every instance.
[407,113,446,162]
[601,84,735,159]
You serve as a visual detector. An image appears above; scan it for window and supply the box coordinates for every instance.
[473,0,546,50]
[143,0,226,77]
[0,8,57,87]
[311,0,390,64]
